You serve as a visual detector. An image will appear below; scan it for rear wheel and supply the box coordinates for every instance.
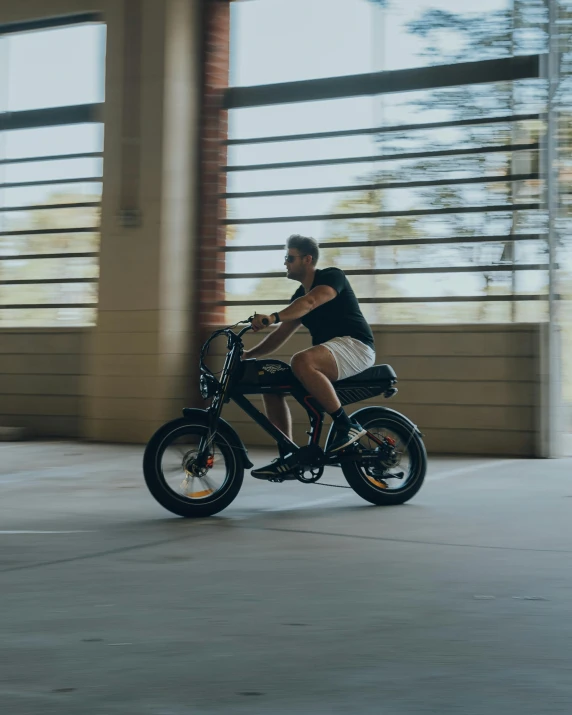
[340,409,427,506]
[143,419,243,517]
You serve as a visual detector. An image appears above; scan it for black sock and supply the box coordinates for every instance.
[330,407,352,430]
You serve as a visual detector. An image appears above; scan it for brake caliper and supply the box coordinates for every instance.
[376,436,399,467]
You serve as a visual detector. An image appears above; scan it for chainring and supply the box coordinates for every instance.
[296,464,324,483]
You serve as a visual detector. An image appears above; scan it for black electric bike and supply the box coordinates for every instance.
[143,318,427,518]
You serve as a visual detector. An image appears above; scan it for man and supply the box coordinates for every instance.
[243,234,376,479]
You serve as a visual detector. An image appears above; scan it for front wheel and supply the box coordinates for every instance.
[143,418,244,518]
[341,409,427,506]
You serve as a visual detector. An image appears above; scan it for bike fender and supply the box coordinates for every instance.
[351,406,422,435]
[324,405,423,453]
[181,408,254,469]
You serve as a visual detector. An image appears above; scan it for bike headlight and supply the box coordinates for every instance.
[200,373,218,399]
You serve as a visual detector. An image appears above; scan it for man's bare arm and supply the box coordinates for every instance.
[250,285,337,331]
[243,319,301,359]
[276,285,336,322]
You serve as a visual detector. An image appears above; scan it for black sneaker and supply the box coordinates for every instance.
[328,421,367,453]
[251,458,298,481]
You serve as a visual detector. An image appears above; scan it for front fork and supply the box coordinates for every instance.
[196,344,237,462]
[196,406,220,465]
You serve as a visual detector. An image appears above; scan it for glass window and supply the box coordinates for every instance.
[225,0,547,326]
[0,20,105,326]
[3,23,106,111]
[230,0,511,88]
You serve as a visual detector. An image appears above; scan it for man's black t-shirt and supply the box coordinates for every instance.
[290,267,374,349]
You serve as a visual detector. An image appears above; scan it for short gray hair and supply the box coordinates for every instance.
[286,234,319,265]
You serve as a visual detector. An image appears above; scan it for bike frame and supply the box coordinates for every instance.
[205,325,328,458]
[199,321,394,466]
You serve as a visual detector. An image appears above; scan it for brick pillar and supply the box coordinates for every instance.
[196,0,230,329]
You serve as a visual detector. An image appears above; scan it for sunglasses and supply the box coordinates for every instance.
[284,254,306,263]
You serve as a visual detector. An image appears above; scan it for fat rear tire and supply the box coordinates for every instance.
[341,409,427,506]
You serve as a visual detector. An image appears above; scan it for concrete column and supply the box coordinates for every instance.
[84,0,202,442]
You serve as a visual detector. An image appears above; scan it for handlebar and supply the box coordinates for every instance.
[199,316,255,375]
[237,323,253,338]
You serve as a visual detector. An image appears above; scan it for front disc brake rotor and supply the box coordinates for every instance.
[181,451,215,497]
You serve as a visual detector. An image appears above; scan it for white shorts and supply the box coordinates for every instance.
[321,336,376,381]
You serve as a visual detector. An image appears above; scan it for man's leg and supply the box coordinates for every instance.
[251,394,295,478]
[290,345,340,413]
[252,347,357,478]
[262,393,292,441]
[290,346,366,452]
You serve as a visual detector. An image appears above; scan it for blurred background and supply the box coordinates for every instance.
[0,0,571,456]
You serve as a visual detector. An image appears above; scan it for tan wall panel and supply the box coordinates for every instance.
[0,332,86,355]
[97,311,160,333]
[83,418,157,444]
[84,374,179,399]
[0,353,81,375]
[377,331,535,357]
[0,322,542,452]
[0,375,82,396]
[91,332,160,356]
[0,330,85,436]
[86,395,187,421]
[0,415,81,438]
[392,381,536,407]
[85,396,158,421]
[389,356,537,382]
[89,354,159,377]
[0,396,80,417]
[421,429,535,457]
[388,404,533,431]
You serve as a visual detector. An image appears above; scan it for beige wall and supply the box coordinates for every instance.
[0,322,541,455]
[213,324,541,457]
[0,329,87,438]
[0,1,544,456]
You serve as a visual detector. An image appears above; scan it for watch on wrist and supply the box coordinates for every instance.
[272,311,281,324]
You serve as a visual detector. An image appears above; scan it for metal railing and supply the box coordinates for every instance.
[219,54,547,314]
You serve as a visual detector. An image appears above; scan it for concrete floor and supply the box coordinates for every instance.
[1,442,571,715]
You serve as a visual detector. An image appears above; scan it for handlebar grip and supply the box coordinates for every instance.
[261,318,269,326]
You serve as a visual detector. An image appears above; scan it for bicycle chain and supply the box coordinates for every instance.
[307,481,351,489]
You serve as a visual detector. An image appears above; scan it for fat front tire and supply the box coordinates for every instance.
[143,418,244,518]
